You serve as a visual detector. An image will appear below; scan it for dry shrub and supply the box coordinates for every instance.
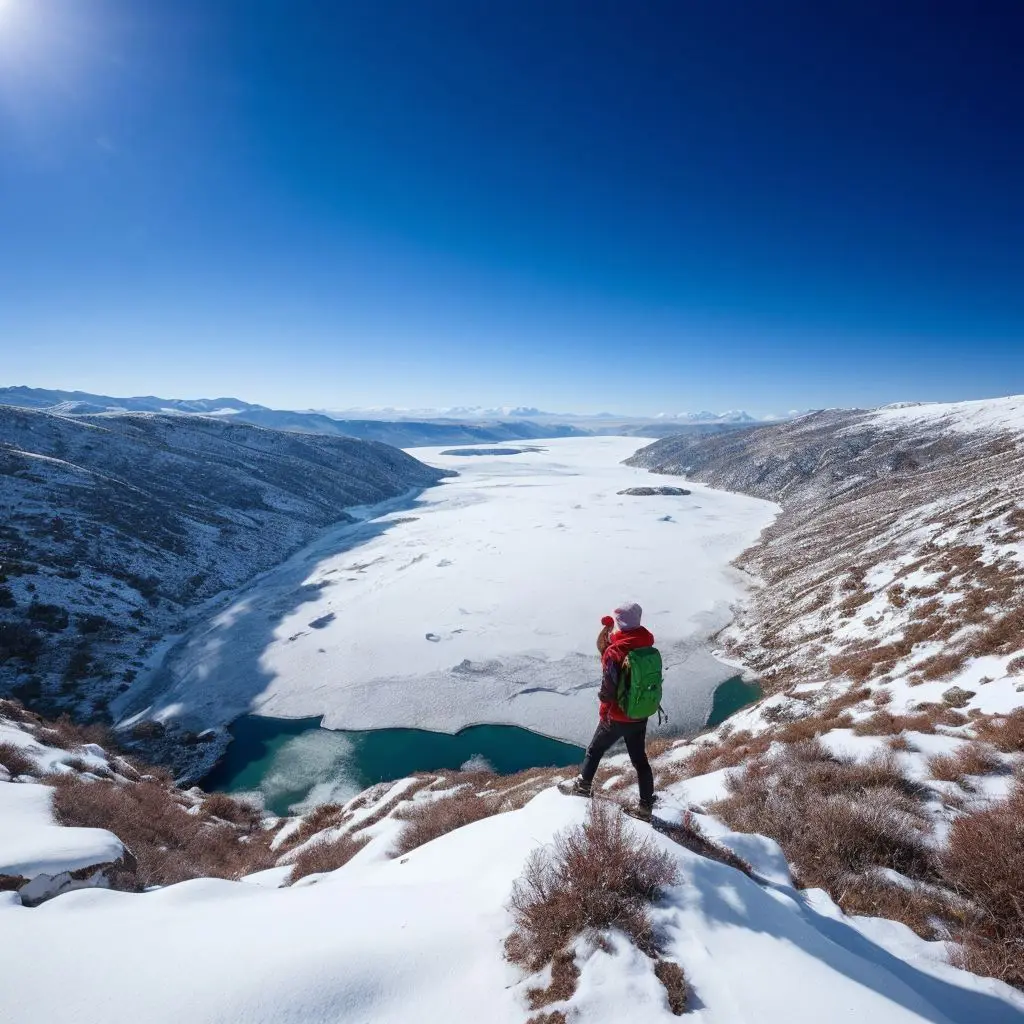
[678,730,772,778]
[711,745,933,894]
[48,774,275,889]
[928,743,1004,784]
[853,710,937,736]
[0,741,36,777]
[646,735,681,759]
[506,800,679,970]
[0,698,41,726]
[887,734,916,752]
[942,785,1024,988]
[351,778,433,834]
[821,686,873,716]
[38,713,115,752]
[526,949,580,1009]
[288,833,369,884]
[526,1013,566,1024]
[972,710,1024,753]
[393,791,497,856]
[916,651,969,681]
[872,689,894,706]
[201,791,264,830]
[653,959,688,1015]
[836,875,954,940]
[774,711,855,745]
[280,801,346,849]
[761,702,798,724]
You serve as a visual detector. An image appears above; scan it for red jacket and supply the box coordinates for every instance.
[599,626,656,722]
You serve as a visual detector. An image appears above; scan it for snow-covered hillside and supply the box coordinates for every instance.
[0,407,448,761]
[627,396,1024,694]
[2,696,1022,1023]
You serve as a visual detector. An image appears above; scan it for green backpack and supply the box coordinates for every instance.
[617,647,664,720]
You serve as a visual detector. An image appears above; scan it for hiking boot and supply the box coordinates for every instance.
[569,775,592,797]
[634,798,655,823]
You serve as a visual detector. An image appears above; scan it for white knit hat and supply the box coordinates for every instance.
[613,602,642,630]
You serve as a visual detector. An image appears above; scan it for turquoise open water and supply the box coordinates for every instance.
[203,675,762,815]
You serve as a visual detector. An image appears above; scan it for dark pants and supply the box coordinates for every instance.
[580,718,654,804]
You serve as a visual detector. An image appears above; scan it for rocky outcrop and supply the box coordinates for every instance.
[617,486,691,496]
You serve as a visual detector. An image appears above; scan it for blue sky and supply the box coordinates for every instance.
[1,1,1022,416]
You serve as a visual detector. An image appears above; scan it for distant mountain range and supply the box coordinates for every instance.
[0,386,794,444]
[0,388,586,447]
[321,403,793,425]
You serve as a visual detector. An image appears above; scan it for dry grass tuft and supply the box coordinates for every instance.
[836,875,955,940]
[677,729,772,778]
[351,778,434,835]
[972,710,1024,753]
[646,735,683,759]
[393,791,497,856]
[887,734,916,752]
[928,743,1004,784]
[288,833,369,884]
[200,791,264,829]
[654,959,688,1016]
[280,802,347,849]
[942,784,1024,988]
[0,741,36,777]
[526,949,580,1009]
[711,744,933,897]
[506,800,680,971]
[851,704,967,736]
[526,1013,567,1024]
[37,713,116,752]
[47,774,275,889]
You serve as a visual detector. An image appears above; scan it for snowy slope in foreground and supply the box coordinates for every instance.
[3,787,1021,1024]
[128,437,778,745]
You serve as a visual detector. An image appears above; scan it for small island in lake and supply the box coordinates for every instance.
[617,485,692,496]
[441,446,545,457]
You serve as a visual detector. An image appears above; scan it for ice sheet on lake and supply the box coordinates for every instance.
[126,437,779,745]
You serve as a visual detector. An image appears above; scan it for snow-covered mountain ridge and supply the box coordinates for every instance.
[0,407,448,763]
[627,395,1024,693]
[0,386,589,446]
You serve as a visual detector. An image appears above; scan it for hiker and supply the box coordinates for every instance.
[568,601,659,820]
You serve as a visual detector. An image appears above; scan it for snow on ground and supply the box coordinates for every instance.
[2,787,1021,1024]
[869,394,1024,435]
[0,716,126,905]
[0,783,123,885]
[125,437,778,745]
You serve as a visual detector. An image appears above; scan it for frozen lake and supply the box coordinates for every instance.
[125,437,778,746]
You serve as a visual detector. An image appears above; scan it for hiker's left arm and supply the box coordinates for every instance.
[598,656,619,705]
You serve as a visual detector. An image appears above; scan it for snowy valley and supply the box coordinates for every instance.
[1,396,1024,1023]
